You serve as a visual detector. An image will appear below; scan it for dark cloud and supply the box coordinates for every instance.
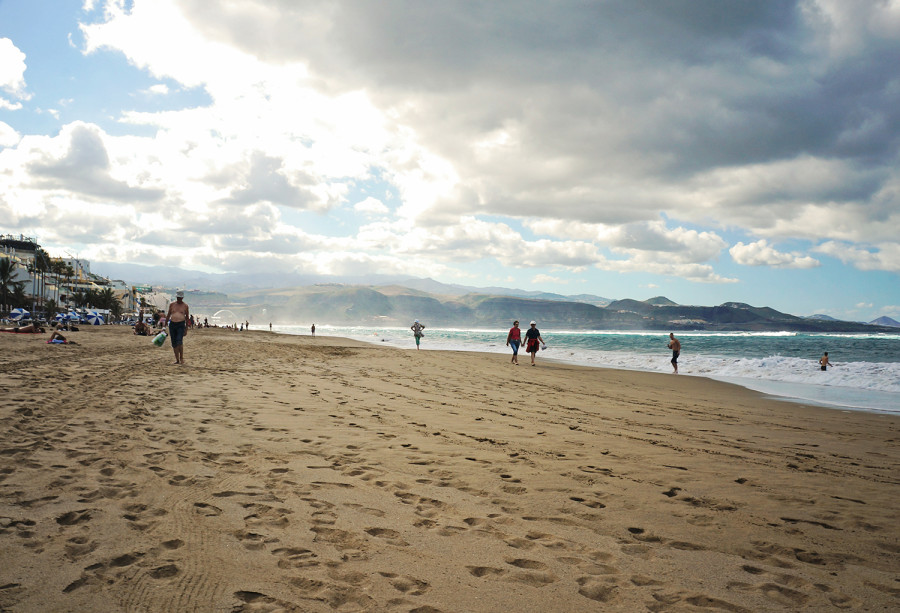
[172,0,900,233]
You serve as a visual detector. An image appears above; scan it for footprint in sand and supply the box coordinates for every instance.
[233,591,307,612]
[570,496,606,509]
[64,536,98,560]
[379,572,430,595]
[56,509,93,526]
[365,527,409,546]
[149,564,180,579]
[467,566,506,578]
[577,577,619,603]
[232,530,274,551]
[272,546,319,569]
[193,502,223,517]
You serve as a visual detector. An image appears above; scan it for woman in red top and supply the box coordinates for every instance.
[506,320,522,364]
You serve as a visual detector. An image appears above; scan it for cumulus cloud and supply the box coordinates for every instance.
[814,241,900,272]
[0,121,20,147]
[354,197,390,216]
[24,122,165,202]
[730,239,820,269]
[0,38,29,109]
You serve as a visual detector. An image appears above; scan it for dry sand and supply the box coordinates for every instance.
[1,326,898,612]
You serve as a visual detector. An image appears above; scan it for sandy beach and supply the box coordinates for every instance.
[1,326,897,612]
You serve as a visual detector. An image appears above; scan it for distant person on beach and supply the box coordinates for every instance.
[668,333,681,373]
[411,320,425,349]
[48,323,69,343]
[133,319,150,336]
[311,324,315,337]
[1,322,44,333]
[269,323,272,331]
[525,321,544,366]
[506,320,522,364]
[819,352,833,371]
[166,290,190,365]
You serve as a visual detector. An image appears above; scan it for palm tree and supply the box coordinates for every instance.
[1,257,21,313]
[63,265,75,310]
[52,260,66,306]
[10,281,28,309]
[97,287,116,310]
[32,249,51,317]
[109,297,124,322]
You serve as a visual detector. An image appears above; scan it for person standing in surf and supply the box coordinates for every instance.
[411,319,425,350]
[667,332,681,373]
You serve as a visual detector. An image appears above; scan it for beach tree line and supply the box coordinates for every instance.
[0,257,28,312]
[2,248,125,320]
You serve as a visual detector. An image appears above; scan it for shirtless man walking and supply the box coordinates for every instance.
[668,332,681,374]
[166,290,190,365]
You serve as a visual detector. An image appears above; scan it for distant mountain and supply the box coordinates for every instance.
[397,278,611,305]
[645,296,679,306]
[88,262,897,333]
[191,285,899,333]
[869,316,900,327]
[91,263,612,307]
[805,314,839,321]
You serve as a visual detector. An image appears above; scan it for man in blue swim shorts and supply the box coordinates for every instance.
[166,290,190,365]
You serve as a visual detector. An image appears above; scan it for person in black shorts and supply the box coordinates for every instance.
[166,290,190,365]
[668,333,681,374]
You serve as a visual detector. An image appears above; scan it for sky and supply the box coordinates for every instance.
[1,0,899,321]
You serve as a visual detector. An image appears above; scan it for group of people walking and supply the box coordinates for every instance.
[505,320,544,366]
[411,318,547,365]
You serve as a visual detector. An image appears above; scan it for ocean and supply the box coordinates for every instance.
[270,324,900,415]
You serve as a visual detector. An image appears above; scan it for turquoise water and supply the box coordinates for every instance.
[274,325,900,414]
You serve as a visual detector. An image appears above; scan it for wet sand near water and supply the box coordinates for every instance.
[1,326,898,612]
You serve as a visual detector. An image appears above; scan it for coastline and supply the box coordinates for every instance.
[1,326,898,611]
[271,324,900,414]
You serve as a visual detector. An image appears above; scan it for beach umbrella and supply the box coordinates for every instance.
[9,308,30,321]
[85,312,104,325]
[66,312,81,322]
[54,313,68,321]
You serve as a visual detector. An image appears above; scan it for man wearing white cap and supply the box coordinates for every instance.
[410,319,425,350]
[524,320,545,366]
[166,290,190,364]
